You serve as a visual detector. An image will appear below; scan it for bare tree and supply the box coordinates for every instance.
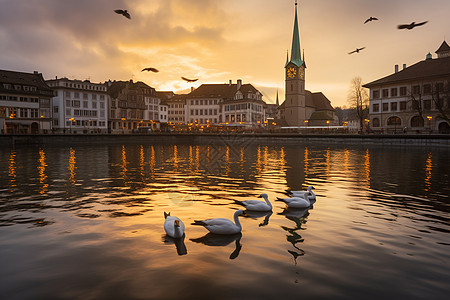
[347,77,369,132]
[430,81,450,124]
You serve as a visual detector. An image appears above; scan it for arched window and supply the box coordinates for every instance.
[411,116,424,127]
[372,118,380,127]
[387,116,401,126]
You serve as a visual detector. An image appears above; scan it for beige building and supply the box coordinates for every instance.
[0,69,53,134]
[364,41,450,134]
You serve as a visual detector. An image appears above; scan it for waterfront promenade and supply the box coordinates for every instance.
[1,133,450,147]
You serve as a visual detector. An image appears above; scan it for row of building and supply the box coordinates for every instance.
[0,71,274,134]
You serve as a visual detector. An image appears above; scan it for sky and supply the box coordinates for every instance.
[1,0,450,107]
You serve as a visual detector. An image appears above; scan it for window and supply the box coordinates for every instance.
[54,106,59,113]
[412,85,420,94]
[83,101,88,108]
[423,84,431,94]
[372,103,380,112]
[83,93,88,100]
[400,101,407,111]
[383,103,389,111]
[391,88,398,97]
[74,92,80,98]
[92,102,97,109]
[423,99,432,110]
[411,116,424,127]
[382,89,389,98]
[435,82,444,92]
[373,90,380,99]
[399,87,407,96]
[65,91,71,97]
[387,116,401,126]
[391,102,397,111]
[372,118,380,127]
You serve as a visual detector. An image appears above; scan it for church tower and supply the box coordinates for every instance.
[285,1,306,126]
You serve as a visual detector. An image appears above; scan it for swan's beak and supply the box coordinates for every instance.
[175,220,180,227]
[242,211,248,217]
[258,195,262,198]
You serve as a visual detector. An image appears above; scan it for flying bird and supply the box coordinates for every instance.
[114,9,131,19]
[364,17,378,24]
[181,77,199,83]
[397,21,428,30]
[348,47,366,54]
[141,67,159,73]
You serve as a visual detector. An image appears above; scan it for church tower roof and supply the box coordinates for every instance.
[285,1,303,68]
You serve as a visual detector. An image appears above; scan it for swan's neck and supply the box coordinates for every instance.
[262,195,272,208]
[174,223,182,236]
[233,212,242,229]
[309,189,316,197]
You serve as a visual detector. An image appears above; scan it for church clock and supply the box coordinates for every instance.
[287,66,297,78]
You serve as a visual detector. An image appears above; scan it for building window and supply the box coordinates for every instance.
[382,89,389,98]
[373,90,380,99]
[412,85,420,94]
[423,84,431,94]
[372,103,379,112]
[411,116,424,127]
[382,103,389,111]
[399,87,407,96]
[387,116,401,126]
[400,101,407,111]
[423,99,432,110]
[391,88,398,97]
[372,118,380,127]
[390,102,397,111]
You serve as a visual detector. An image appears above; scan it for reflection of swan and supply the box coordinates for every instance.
[245,210,273,227]
[276,194,311,209]
[191,233,242,259]
[234,193,272,211]
[164,235,188,256]
[192,210,247,234]
[286,186,316,200]
[279,207,309,219]
[164,212,185,238]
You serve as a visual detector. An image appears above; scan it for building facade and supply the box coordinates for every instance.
[0,69,53,134]
[107,80,158,134]
[46,78,109,134]
[364,41,450,134]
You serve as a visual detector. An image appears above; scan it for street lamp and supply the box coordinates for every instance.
[427,116,432,133]
[40,115,44,134]
[69,118,75,133]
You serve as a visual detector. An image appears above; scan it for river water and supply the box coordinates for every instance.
[0,139,449,299]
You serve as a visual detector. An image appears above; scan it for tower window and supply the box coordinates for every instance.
[291,84,293,92]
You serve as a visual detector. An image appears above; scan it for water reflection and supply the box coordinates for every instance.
[280,209,309,265]
[245,210,273,227]
[191,233,243,259]
[68,147,77,184]
[38,149,48,194]
[8,150,16,191]
[164,234,188,256]
[424,153,432,192]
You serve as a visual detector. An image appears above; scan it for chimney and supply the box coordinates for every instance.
[33,71,39,74]
[191,86,195,92]
[394,65,399,73]
[229,80,232,86]
[237,79,242,90]
[403,64,406,70]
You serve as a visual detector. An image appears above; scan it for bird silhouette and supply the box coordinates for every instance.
[364,17,378,24]
[114,9,131,19]
[141,67,159,73]
[181,77,199,83]
[397,21,428,30]
[348,47,366,54]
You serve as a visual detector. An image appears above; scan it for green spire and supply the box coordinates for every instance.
[288,1,303,68]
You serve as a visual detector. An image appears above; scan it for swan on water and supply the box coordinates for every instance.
[164,212,185,238]
[192,210,247,235]
[276,194,311,209]
[286,186,316,200]
[234,193,272,211]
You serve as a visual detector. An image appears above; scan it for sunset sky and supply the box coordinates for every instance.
[1,0,449,107]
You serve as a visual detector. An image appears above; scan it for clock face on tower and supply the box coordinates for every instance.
[299,67,305,80]
[287,66,297,78]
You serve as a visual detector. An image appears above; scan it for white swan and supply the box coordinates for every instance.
[276,194,311,209]
[192,210,247,235]
[164,212,185,238]
[234,193,272,211]
[287,186,316,200]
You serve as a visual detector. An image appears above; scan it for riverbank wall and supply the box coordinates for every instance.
[1,133,450,148]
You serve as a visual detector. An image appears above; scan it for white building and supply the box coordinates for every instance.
[46,78,109,134]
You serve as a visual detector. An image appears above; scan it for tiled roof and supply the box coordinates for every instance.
[306,91,334,111]
[435,40,450,54]
[188,83,259,99]
[363,56,450,87]
[0,69,53,96]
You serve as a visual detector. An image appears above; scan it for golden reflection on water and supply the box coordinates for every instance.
[343,149,349,171]
[121,145,128,183]
[149,145,155,180]
[173,145,179,170]
[424,153,432,192]
[225,145,231,176]
[325,148,331,176]
[8,150,16,191]
[363,149,370,183]
[304,147,310,178]
[139,145,145,179]
[38,149,48,194]
[68,148,77,184]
